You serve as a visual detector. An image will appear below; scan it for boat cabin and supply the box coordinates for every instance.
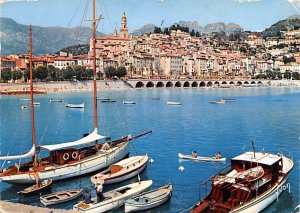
[192,152,284,213]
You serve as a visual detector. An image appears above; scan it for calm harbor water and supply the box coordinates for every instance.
[0,87,299,213]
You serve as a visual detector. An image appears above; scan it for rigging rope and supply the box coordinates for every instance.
[98,0,114,33]
[67,0,84,28]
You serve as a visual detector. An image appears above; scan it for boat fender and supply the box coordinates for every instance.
[63,153,70,161]
[72,152,78,159]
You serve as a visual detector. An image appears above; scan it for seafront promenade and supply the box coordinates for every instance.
[0,79,299,94]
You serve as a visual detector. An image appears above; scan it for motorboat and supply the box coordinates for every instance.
[123,101,136,105]
[96,97,111,101]
[73,180,153,212]
[209,99,225,104]
[21,105,27,109]
[65,103,85,108]
[91,155,148,185]
[18,179,52,196]
[191,151,294,213]
[125,183,172,212]
[33,102,40,106]
[167,101,181,105]
[40,189,83,206]
[178,153,226,162]
[49,99,64,102]
[101,100,116,103]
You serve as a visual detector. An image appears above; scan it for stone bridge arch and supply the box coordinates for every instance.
[136,81,144,88]
[146,81,154,88]
[192,81,198,87]
[175,81,182,87]
[199,81,206,87]
[156,81,164,87]
[183,81,190,87]
[166,81,173,87]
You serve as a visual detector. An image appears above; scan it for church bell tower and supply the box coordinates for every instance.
[120,12,128,38]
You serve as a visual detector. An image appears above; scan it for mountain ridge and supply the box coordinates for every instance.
[0,17,104,55]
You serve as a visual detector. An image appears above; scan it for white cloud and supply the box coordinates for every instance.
[233,0,261,3]
[1,0,39,4]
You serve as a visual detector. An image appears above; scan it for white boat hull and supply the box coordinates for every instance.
[125,191,171,212]
[232,175,290,213]
[178,153,226,162]
[73,180,153,213]
[105,162,147,185]
[0,142,130,184]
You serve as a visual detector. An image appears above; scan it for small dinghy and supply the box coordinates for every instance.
[123,101,136,105]
[21,105,27,109]
[18,179,52,196]
[91,155,148,185]
[125,183,172,212]
[101,100,116,103]
[49,99,64,102]
[209,99,225,104]
[73,180,153,212]
[97,97,111,101]
[40,189,83,206]
[65,103,85,108]
[167,101,181,105]
[33,102,40,106]
[178,153,226,162]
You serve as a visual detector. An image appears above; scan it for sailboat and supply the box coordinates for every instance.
[0,4,152,185]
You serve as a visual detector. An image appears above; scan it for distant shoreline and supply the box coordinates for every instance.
[0,80,299,95]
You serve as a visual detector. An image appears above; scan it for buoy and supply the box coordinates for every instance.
[149,158,154,164]
[179,166,184,171]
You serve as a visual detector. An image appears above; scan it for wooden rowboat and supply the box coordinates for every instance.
[178,153,226,162]
[18,179,52,196]
[40,189,83,206]
[73,180,153,212]
[125,183,172,212]
[91,155,148,185]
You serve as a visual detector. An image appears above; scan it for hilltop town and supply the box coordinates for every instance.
[1,13,300,83]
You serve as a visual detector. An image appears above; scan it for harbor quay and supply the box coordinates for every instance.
[0,79,299,94]
[0,201,77,213]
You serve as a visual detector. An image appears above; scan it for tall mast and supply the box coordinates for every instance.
[92,0,98,134]
[29,25,37,167]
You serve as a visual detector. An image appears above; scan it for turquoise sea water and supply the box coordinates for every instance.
[0,87,299,213]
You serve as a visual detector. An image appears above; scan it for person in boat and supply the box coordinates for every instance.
[192,151,198,158]
[215,151,221,159]
[95,182,105,203]
[83,187,92,204]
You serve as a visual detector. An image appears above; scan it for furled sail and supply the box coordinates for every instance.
[0,146,35,160]
[39,128,106,151]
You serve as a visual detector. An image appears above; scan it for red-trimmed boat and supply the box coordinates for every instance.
[191,151,294,213]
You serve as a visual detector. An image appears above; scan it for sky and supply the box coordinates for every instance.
[0,0,299,33]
